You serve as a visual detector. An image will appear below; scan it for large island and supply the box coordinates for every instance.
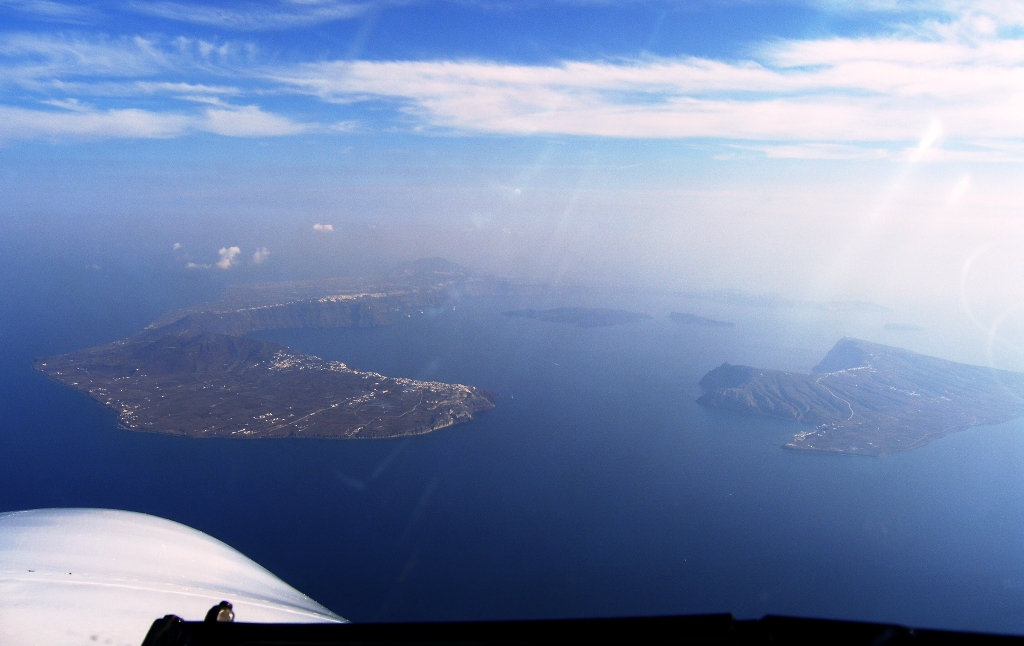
[35,259,496,440]
[698,338,1024,455]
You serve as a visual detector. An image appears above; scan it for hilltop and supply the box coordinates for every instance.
[698,338,1024,455]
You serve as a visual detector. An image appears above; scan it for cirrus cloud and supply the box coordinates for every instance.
[126,0,369,31]
[0,105,192,139]
[266,10,1024,154]
[0,103,310,140]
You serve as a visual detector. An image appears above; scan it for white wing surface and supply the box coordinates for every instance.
[0,508,344,646]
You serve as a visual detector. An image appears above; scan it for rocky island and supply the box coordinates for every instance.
[503,307,652,328]
[34,259,496,440]
[698,338,1024,456]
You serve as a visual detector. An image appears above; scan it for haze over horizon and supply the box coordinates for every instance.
[3,0,1024,357]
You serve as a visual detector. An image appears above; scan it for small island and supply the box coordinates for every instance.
[503,307,652,328]
[697,338,1024,456]
[669,312,734,328]
[35,259,496,440]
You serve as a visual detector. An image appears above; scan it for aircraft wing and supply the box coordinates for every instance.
[0,508,344,646]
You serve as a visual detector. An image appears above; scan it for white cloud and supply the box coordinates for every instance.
[735,143,893,160]
[271,49,1024,144]
[5,5,1024,153]
[40,97,86,111]
[312,223,334,232]
[172,242,183,250]
[0,33,310,140]
[0,32,313,140]
[265,10,1024,151]
[252,247,270,264]
[134,81,241,96]
[0,105,192,139]
[182,95,231,106]
[127,0,369,30]
[0,104,310,141]
[186,262,210,269]
[3,79,242,101]
[0,33,172,82]
[0,0,97,22]
[0,33,253,96]
[216,246,241,269]
[330,120,357,132]
[201,105,311,136]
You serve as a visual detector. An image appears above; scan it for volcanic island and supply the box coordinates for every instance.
[698,338,1024,456]
[35,259,497,440]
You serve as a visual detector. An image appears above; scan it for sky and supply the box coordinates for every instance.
[2,0,1024,333]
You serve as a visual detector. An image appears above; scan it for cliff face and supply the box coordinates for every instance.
[158,298,398,336]
[698,338,1024,455]
[151,285,456,337]
[697,365,851,425]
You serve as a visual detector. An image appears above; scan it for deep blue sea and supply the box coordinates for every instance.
[6,268,1024,633]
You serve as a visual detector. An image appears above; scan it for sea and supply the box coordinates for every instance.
[6,267,1024,634]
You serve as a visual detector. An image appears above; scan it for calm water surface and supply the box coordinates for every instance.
[4,281,1024,632]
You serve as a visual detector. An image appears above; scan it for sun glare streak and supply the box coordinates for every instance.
[908,119,944,163]
[958,244,1024,369]
[959,246,994,353]
[547,184,586,287]
[811,119,945,299]
[948,174,972,202]
[980,307,1024,371]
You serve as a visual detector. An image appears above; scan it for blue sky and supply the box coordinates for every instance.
[2,1,1017,149]
[2,1,1024,323]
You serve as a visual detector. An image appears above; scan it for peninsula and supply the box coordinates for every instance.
[503,307,652,328]
[697,338,1024,455]
[35,259,496,439]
